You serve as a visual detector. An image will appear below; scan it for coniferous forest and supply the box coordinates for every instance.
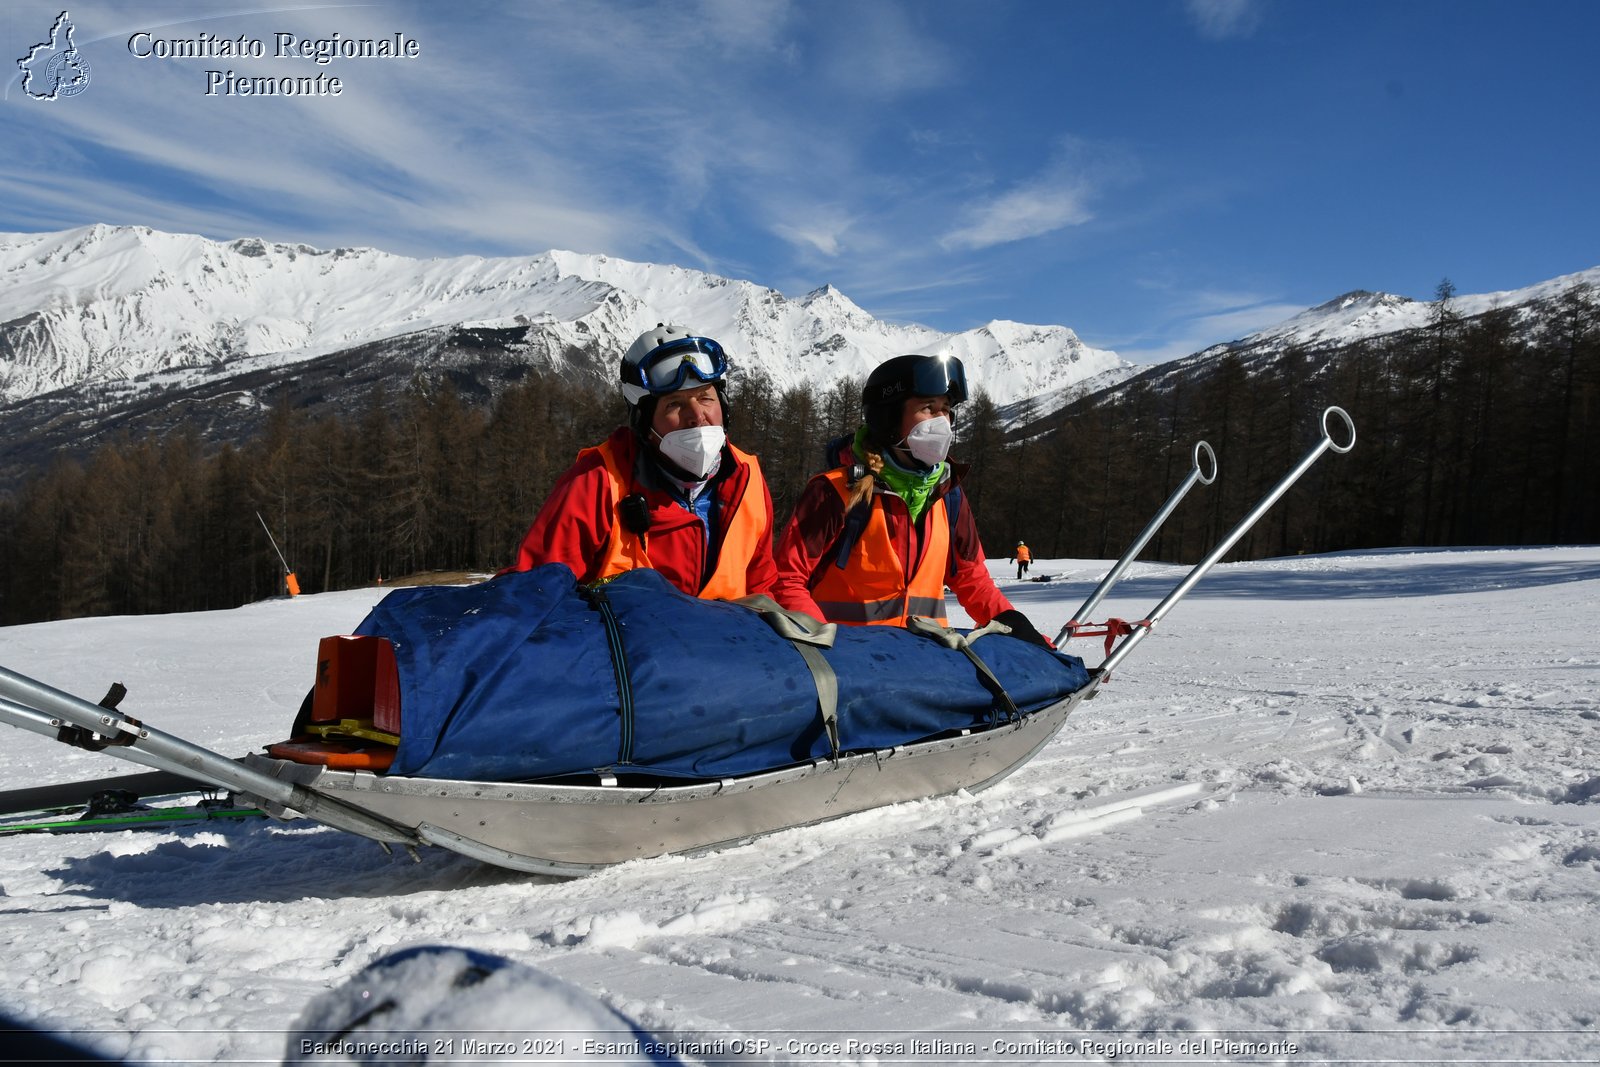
[0,284,1595,625]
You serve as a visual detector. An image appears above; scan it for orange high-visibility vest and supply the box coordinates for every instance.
[587,438,769,600]
[1015,544,1031,562]
[808,468,949,626]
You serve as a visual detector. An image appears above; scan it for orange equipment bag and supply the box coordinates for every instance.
[268,635,404,769]
[310,635,402,736]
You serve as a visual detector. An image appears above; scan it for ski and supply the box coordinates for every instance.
[0,793,265,837]
[0,768,224,819]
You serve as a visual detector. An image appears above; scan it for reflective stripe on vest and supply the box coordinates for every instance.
[808,469,949,627]
[588,439,769,600]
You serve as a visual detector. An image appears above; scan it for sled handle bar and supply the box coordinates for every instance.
[1056,440,1216,646]
[1099,406,1355,675]
[0,695,180,774]
[0,663,418,846]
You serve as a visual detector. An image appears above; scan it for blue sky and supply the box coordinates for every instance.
[4,0,1597,363]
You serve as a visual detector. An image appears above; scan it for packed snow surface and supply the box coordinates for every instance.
[1,547,1598,1064]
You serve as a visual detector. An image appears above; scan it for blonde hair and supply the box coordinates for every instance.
[847,443,884,510]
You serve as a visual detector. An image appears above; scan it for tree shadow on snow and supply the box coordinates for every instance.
[41,820,555,908]
[1007,549,1600,610]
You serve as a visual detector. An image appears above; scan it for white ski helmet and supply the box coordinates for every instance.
[619,323,729,407]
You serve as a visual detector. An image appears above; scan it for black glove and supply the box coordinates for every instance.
[992,609,1053,649]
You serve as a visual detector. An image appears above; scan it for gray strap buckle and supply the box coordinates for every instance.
[904,616,1021,723]
[734,596,841,757]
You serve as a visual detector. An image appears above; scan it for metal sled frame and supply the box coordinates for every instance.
[0,657,1097,877]
[240,687,1096,876]
[0,409,1353,877]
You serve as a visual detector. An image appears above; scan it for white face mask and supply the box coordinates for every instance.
[903,414,953,467]
[656,424,726,479]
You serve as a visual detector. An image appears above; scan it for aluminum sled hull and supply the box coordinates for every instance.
[240,686,1094,877]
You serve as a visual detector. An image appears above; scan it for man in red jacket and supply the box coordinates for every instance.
[506,324,777,600]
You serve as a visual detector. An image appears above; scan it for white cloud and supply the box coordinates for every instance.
[772,220,845,257]
[1190,301,1309,340]
[936,134,1137,253]
[695,0,799,54]
[1114,297,1308,365]
[1,4,692,259]
[940,176,1094,251]
[1184,0,1266,40]
[811,2,954,96]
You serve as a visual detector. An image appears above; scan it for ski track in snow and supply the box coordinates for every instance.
[0,547,1597,1063]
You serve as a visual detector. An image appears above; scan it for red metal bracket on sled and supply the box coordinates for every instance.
[1058,618,1152,657]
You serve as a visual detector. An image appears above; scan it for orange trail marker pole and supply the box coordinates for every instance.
[255,511,300,597]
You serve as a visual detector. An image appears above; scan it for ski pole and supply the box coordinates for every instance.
[256,511,301,597]
[1099,407,1356,675]
[1056,439,1216,646]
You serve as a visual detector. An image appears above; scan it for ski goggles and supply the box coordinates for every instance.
[625,336,729,395]
[910,355,968,404]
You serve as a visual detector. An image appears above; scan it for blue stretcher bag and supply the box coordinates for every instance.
[353,565,1089,782]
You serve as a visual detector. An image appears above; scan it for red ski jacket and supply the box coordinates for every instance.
[508,426,778,599]
[772,451,1013,627]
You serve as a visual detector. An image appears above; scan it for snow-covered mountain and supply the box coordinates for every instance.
[1037,266,1600,430]
[1205,265,1600,356]
[0,224,1126,407]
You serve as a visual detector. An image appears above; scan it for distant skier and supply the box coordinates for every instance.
[772,353,1052,647]
[505,324,776,599]
[1012,540,1032,580]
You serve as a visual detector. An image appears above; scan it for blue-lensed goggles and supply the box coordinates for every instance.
[626,336,728,395]
[911,355,968,404]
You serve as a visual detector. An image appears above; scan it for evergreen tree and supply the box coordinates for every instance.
[956,388,1004,517]
[1541,283,1599,540]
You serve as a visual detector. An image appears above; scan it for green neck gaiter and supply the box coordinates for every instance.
[855,425,944,523]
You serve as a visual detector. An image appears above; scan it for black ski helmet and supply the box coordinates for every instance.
[861,353,968,445]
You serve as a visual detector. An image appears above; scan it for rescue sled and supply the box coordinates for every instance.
[0,412,1353,877]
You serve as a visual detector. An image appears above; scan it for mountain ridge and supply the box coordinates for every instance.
[1206,267,1600,358]
[0,225,1126,407]
[5,224,1597,493]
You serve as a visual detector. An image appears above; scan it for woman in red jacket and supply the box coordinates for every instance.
[772,354,1050,646]
[507,324,776,600]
